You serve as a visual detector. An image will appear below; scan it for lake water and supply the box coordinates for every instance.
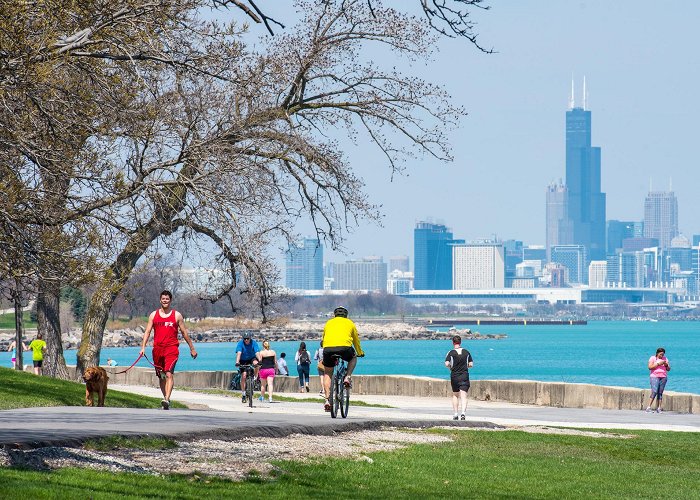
[3,321,698,394]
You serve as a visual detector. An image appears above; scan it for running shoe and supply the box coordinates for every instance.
[645,407,652,413]
[460,414,466,420]
[242,395,247,404]
[452,414,459,420]
[258,396,264,402]
[161,399,170,410]
[656,408,663,413]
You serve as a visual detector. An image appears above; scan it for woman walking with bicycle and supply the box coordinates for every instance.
[321,306,364,412]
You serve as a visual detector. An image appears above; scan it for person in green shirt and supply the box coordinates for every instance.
[27,333,47,376]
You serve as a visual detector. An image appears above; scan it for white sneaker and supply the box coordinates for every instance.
[269,398,273,403]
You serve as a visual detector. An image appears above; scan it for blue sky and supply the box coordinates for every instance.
[254,2,700,266]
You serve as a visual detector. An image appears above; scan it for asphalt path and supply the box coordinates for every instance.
[2,385,699,449]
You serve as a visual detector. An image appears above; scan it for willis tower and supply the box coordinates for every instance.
[564,78,606,261]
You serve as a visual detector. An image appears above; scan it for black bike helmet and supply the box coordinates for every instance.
[242,331,252,340]
[333,306,348,318]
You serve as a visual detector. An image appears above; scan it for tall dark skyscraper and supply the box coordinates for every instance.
[547,79,606,262]
[414,221,460,290]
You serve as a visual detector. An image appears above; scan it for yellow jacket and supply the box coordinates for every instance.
[322,317,364,356]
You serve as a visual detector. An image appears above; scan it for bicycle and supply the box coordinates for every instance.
[329,354,350,418]
[237,363,256,408]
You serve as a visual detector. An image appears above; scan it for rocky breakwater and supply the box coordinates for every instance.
[24,322,506,350]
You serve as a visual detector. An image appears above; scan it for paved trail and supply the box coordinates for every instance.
[1,384,698,449]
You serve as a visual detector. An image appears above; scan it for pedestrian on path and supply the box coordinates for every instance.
[646,347,670,413]
[258,340,277,403]
[445,335,473,420]
[139,290,197,410]
[295,342,311,393]
[277,352,288,376]
[27,334,46,376]
[314,342,324,396]
[7,338,27,369]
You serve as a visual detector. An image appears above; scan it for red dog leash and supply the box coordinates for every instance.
[114,353,144,375]
[112,352,166,375]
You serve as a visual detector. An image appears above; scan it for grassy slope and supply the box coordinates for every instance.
[0,367,185,409]
[1,429,699,499]
[0,311,36,330]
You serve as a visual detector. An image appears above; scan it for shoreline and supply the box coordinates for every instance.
[0,321,506,350]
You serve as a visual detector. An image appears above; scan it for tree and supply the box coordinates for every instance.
[2,0,487,376]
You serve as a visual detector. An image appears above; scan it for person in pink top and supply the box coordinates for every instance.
[646,347,670,413]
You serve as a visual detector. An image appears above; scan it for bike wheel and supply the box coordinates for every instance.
[340,375,350,418]
[246,372,254,408]
[329,370,338,418]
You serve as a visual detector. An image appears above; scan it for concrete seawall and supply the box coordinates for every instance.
[73,367,700,414]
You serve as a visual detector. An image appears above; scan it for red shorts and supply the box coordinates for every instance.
[152,345,180,375]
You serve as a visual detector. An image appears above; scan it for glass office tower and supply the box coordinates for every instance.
[414,222,459,290]
[565,105,606,261]
[285,238,324,290]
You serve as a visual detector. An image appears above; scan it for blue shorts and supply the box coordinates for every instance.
[650,377,667,397]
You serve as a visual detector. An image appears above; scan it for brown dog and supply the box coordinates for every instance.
[83,366,109,407]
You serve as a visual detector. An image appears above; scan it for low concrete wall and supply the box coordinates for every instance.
[72,367,700,414]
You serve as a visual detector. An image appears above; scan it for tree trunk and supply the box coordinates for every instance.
[37,278,69,379]
[13,281,24,371]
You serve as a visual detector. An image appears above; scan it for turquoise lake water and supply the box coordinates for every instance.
[3,321,699,394]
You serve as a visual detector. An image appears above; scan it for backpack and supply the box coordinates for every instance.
[299,350,311,365]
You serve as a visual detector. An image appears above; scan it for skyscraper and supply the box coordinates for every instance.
[452,242,505,289]
[607,220,643,255]
[551,244,588,285]
[564,79,606,261]
[546,181,571,260]
[414,221,462,290]
[644,190,678,249]
[285,238,324,290]
[388,255,410,273]
[333,257,388,291]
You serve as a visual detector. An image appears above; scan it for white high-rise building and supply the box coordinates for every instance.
[588,260,607,288]
[452,242,505,289]
[644,190,678,249]
[333,257,388,291]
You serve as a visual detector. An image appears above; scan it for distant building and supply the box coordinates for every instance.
[644,190,678,249]
[502,239,524,280]
[551,244,588,285]
[333,257,387,291]
[387,270,413,294]
[285,238,323,290]
[452,242,505,289]
[546,181,572,260]
[414,221,463,290]
[588,260,607,288]
[606,252,644,288]
[563,84,606,261]
[607,220,642,255]
[622,237,659,252]
[388,255,410,273]
[522,246,546,265]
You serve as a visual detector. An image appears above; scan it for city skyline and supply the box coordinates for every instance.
[312,2,700,264]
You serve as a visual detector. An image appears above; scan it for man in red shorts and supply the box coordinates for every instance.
[139,290,198,410]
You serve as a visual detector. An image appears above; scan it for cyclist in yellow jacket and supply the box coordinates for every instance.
[321,306,364,411]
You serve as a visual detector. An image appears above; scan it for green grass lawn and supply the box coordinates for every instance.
[1,428,699,499]
[0,367,185,410]
[0,311,36,329]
